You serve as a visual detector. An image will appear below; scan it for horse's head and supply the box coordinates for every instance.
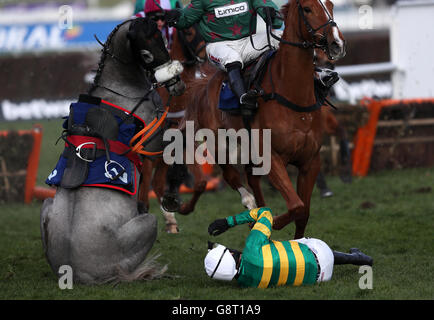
[176,24,207,66]
[127,17,171,70]
[283,0,346,61]
[127,17,185,95]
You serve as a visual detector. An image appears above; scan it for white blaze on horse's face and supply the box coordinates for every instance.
[320,0,346,60]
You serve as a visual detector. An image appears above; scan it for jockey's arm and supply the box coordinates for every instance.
[252,0,283,30]
[226,207,272,229]
[208,207,273,237]
[242,208,273,249]
[174,0,204,29]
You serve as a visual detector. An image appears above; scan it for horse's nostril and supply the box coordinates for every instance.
[331,41,340,49]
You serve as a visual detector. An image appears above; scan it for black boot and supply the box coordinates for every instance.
[333,248,373,266]
[226,62,258,118]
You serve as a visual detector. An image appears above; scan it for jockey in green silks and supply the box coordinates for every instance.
[205,207,373,288]
[165,0,283,117]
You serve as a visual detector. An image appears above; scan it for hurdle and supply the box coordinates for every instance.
[352,98,434,176]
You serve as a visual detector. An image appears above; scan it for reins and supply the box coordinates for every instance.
[247,1,339,113]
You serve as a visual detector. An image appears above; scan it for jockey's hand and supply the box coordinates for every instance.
[208,219,230,236]
[166,9,181,27]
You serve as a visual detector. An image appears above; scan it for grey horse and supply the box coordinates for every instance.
[40,17,184,284]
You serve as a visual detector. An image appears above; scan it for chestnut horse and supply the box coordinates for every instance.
[137,24,209,233]
[182,0,346,239]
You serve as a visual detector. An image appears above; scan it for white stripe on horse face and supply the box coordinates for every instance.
[319,0,345,47]
[332,26,344,47]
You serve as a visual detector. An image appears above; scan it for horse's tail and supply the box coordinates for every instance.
[105,252,168,284]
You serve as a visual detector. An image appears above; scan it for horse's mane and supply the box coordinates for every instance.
[88,19,134,94]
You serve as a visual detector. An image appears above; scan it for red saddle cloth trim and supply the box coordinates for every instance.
[66,135,142,170]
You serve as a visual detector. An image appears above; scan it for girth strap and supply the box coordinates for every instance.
[261,93,322,113]
[66,135,142,170]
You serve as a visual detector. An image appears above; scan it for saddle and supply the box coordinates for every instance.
[46,94,145,195]
[218,50,276,114]
[218,50,337,115]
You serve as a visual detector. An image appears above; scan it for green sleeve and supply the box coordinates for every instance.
[226,207,273,228]
[252,0,283,29]
[243,207,273,251]
[176,0,204,29]
[226,209,255,227]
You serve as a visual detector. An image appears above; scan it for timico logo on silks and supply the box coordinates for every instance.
[214,2,249,18]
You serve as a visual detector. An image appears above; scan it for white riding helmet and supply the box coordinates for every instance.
[204,244,237,281]
[294,237,334,282]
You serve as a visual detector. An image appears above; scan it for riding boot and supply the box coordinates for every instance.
[333,248,373,266]
[226,62,258,121]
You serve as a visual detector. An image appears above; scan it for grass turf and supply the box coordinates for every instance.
[0,119,433,300]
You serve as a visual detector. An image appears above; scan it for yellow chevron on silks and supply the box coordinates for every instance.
[252,222,271,238]
[290,241,306,286]
[249,208,260,220]
[258,210,273,226]
[272,241,289,286]
[258,244,273,288]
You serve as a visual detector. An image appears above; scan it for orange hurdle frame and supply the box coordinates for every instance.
[352,98,434,177]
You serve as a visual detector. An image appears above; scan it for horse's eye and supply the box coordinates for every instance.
[140,49,154,63]
[303,7,312,14]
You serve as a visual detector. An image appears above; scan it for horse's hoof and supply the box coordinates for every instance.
[320,188,333,198]
[161,193,181,212]
[165,224,179,234]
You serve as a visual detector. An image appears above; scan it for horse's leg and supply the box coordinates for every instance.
[151,159,179,233]
[137,158,154,213]
[268,153,305,230]
[337,126,352,183]
[162,164,184,212]
[245,165,265,207]
[316,171,333,198]
[294,154,321,239]
[178,162,207,215]
[220,164,257,210]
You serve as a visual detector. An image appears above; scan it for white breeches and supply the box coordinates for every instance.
[205,30,283,71]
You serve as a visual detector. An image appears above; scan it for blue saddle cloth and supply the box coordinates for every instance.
[45,98,139,195]
[218,82,240,111]
[46,151,137,195]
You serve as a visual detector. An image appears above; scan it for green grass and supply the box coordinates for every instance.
[0,119,433,300]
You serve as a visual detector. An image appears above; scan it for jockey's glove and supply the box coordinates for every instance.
[166,9,181,27]
[208,219,230,236]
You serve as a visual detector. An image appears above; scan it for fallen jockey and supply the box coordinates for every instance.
[205,207,373,288]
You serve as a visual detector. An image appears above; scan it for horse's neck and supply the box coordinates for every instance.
[271,17,316,106]
[96,58,151,99]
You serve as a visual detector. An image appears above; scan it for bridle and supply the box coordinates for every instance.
[262,0,337,51]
